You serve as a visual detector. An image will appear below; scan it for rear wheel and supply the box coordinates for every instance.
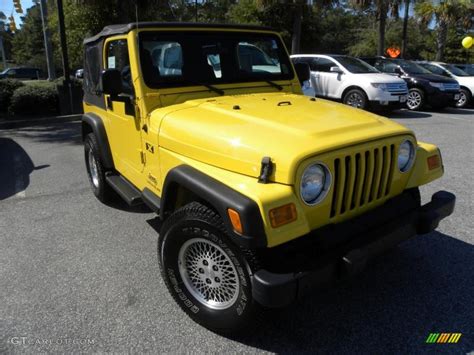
[343,89,368,109]
[456,88,471,108]
[158,202,262,334]
[84,133,114,203]
[407,88,425,111]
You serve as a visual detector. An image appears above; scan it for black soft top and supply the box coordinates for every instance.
[83,22,274,45]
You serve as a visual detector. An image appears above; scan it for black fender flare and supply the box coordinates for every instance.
[81,113,114,169]
[160,165,267,248]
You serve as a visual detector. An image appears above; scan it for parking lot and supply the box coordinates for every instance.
[0,107,473,353]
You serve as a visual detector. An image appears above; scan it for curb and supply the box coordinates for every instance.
[0,114,82,130]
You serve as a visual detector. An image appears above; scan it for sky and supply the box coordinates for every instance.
[0,0,35,27]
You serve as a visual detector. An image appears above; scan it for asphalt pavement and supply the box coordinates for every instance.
[0,107,473,353]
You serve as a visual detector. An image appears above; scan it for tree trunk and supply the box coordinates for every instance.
[291,2,303,54]
[401,0,410,58]
[435,20,447,61]
[377,2,387,56]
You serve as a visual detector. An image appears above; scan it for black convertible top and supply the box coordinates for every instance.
[83,22,274,44]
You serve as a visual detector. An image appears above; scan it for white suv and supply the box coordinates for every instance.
[291,54,408,110]
[418,61,474,108]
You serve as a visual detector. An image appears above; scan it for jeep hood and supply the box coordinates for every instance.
[156,93,412,184]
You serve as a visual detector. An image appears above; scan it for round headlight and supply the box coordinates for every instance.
[398,140,415,172]
[300,163,331,205]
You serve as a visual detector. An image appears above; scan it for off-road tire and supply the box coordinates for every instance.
[84,133,114,203]
[343,89,368,109]
[158,202,263,334]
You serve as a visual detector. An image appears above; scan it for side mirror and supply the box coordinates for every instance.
[101,69,123,97]
[294,62,310,84]
[330,66,343,73]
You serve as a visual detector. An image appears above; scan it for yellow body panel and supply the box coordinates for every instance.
[83,26,445,248]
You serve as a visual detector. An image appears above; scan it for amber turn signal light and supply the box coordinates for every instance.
[269,203,297,228]
[227,208,243,234]
[427,155,440,170]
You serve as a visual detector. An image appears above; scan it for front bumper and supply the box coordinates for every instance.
[426,90,460,106]
[252,190,455,308]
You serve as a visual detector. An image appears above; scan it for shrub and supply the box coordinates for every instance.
[0,79,24,112]
[8,82,59,117]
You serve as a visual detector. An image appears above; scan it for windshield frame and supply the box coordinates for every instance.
[138,30,294,90]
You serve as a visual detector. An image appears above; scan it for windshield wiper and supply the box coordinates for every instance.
[264,80,283,91]
[186,81,224,95]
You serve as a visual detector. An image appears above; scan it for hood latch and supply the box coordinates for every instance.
[258,157,274,184]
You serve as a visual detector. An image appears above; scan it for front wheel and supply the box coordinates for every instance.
[158,202,262,333]
[406,88,425,111]
[456,88,471,108]
[342,89,368,109]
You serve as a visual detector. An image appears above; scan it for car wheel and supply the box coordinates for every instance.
[455,88,471,108]
[84,133,114,203]
[158,202,263,334]
[343,89,368,109]
[406,88,425,111]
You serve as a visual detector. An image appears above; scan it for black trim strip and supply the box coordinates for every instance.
[161,165,267,248]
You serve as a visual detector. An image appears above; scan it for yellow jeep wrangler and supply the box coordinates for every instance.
[82,23,455,333]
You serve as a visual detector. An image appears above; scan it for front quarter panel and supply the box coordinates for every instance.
[406,141,444,188]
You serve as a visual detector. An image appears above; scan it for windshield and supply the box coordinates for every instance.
[392,60,431,74]
[333,56,379,74]
[139,31,293,88]
[442,64,470,77]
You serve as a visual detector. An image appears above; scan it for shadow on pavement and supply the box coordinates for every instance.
[0,138,45,200]
[2,121,82,145]
[385,110,432,119]
[227,231,473,353]
[442,107,474,115]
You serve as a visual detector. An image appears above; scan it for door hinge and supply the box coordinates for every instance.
[140,151,146,164]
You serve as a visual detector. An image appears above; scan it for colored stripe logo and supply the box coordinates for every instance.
[426,333,462,344]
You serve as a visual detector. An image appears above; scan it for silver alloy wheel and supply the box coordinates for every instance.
[88,149,99,188]
[456,91,467,108]
[407,90,422,110]
[346,92,364,108]
[178,238,240,310]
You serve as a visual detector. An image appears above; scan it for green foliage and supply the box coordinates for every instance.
[0,79,24,112]
[8,81,58,116]
[11,5,49,72]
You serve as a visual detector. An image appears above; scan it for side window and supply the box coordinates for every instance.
[106,39,133,95]
[314,58,336,72]
[423,64,445,76]
[294,57,318,71]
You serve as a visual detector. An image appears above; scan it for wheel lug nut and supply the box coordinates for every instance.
[199,268,204,274]
[212,265,218,271]
[215,277,220,282]
[206,278,211,284]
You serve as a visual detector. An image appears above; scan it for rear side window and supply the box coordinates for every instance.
[314,58,336,72]
[421,64,445,76]
[106,39,133,94]
[293,57,318,71]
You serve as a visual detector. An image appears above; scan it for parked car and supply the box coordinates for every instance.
[0,67,42,80]
[75,68,84,79]
[291,54,408,111]
[417,61,474,108]
[360,57,460,111]
[81,22,455,333]
[453,63,474,76]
